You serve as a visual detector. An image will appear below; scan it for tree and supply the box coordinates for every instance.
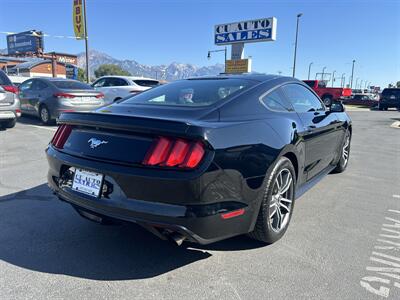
[94,64,131,78]
[77,68,86,82]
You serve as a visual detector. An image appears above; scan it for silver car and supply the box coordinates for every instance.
[19,78,105,125]
[0,70,21,129]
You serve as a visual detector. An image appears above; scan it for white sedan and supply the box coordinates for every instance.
[92,76,160,103]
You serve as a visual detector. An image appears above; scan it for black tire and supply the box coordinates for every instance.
[4,118,16,128]
[332,130,351,173]
[248,157,296,244]
[322,96,333,107]
[39,105,53,125]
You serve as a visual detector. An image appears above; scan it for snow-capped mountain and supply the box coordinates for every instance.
[77,50,225,81]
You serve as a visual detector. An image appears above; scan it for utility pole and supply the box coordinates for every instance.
[350,59,355,88]
[292,13,303,77]
[341,73,345,88]
[83,0,90,83]
[307,62,313,80]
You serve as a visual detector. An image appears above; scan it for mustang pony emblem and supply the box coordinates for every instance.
[88,138,108,149]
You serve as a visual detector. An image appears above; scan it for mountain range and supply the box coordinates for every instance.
[1,48,225,81]
[77,50,225,81]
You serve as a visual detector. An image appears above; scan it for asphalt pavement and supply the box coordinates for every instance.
[0,111,399,299]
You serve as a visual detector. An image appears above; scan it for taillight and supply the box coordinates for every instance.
[54,93,75,99]
[143,137,205,169]
[3,85,18,94]
[95,93,104,99]
[51,124,73,149]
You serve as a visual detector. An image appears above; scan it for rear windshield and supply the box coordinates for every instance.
[134,80,159,87]
[0,70,12,86]
[303,80,316,88]
[122,78,256,107]
[382,89,400,96]
[52,80,92,90]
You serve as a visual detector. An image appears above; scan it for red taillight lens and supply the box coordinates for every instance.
[51,124,73,149]
[54,93,75,99]
[143,137,172,166]
[3,85,18,94]
[143,137,205,169]
[96,93,104,99]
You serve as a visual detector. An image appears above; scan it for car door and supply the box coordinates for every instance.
[281,83,341,180]
[30,80,49,114]
[18,80,35,113]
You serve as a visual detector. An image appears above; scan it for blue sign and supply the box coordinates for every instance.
[7,30,44,55]
[215,18,277,45]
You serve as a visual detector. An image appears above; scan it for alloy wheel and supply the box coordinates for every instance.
[342,136,350,166]
[41,107,49,123]
[269,168,294,233]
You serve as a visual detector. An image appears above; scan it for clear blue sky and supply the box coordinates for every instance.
[0,0,399,87]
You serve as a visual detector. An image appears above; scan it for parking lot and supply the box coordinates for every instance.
[0,110,399,299]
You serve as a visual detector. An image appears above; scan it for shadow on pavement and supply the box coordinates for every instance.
[0,184,265,281]
[17,115,57,127]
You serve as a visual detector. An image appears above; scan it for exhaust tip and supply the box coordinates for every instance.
[168,232,186,246]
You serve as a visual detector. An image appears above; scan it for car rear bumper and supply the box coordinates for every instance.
[0,110,17,120]
[379,100,400,108]
[51,104,105,119]
[46,146,256,244]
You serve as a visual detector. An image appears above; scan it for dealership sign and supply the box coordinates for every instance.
[73,0,85,39]
[7,30,44,55]
[215,17,277,45]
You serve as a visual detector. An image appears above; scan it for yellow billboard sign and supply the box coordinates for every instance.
[73,0,85,40]
[225,59,252,74]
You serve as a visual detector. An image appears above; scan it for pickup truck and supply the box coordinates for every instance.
[303,80,352,104]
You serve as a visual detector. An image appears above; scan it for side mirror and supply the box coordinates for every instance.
[330,101,345,113]
[0,86,4,93]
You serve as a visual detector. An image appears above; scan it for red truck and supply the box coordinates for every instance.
[303,80,352,104]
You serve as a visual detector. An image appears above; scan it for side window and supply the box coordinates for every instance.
[260,89,292,112]
[32,80,48,91]
[19,80,33,91]
[282,84,324,113]
[93,78,106,87]
[114,78,128,86]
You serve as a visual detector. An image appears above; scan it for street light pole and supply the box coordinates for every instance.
[83,0,90,83]
[208,47,227,73]
[307,62,313,80]
[331,70,336,87]
[292,13,303,77]
[350,59,355,88]
[321,66,327,81]
[341,73,345,88]
[355,78,360,89]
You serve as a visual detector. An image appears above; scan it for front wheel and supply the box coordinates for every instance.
[248,157,296,244]
[332,131,351,173]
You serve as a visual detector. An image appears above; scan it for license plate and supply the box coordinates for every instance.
[81,96,93,102]
[72,168,103,197]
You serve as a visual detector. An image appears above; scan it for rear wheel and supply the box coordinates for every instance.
[322,95,333,106]
[332,131,351,173]
[248,157,295,244]
[39,105,53,125]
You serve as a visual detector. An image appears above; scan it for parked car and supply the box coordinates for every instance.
[19,78,105,124]
[303,80,352,105]
[46,74,352,245]
[342,93,378,107]
[379,88,400,110]
[0,70,21,129]
[91,76,160,103]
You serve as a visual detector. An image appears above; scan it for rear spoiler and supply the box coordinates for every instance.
[57,112,202,138]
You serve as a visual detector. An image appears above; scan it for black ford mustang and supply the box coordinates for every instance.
[46,74,351,245]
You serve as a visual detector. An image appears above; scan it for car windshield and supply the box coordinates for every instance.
[52,80,93,90]
[134,80,160,87]
[122,78,256,107]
